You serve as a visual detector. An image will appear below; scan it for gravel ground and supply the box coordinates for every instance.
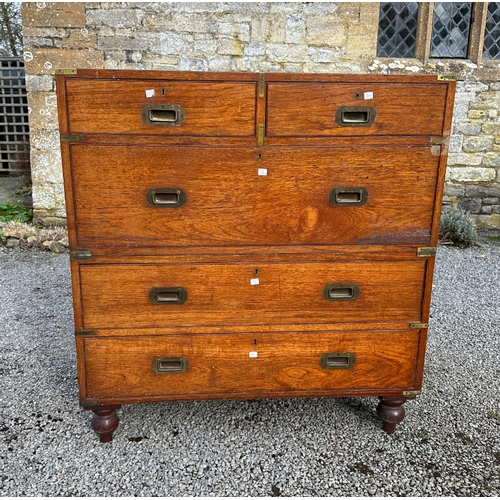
[0,243,499,496]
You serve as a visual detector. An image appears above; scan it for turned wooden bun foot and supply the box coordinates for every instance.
[376,396,408,433]
[89,405,121,442]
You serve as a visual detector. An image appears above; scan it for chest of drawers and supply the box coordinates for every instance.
[56,70,455,442]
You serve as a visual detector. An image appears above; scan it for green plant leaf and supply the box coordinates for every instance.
[439,206,477,248]
[0,201,32,223]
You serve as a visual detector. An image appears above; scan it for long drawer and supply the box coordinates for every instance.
[266,83,448,137]
[82,331,419,399]
[70,145,440,247]
[63,78,257,137]
[78,261,426,329]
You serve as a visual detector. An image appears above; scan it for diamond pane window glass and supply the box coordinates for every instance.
[483,2,500,59]
[377,2,419,57]
[431,3,472,58]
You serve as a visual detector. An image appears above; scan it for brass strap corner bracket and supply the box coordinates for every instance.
[70,250,92,261]
[258,73,265,97]
[75,330,96,336]
[55,68,77,75]
[61,135,84,142]
[403,390,421,397]
[80,401,99,407]
[417,247,436,257]
[410,323,429,329]
[430,137,450,146]
[437,74,455,81]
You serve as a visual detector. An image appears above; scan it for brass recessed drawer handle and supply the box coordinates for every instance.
[149,287,188,305]
[152,357,189,374]
[323,283,360,301]
[142,104,185,126]
[335,106,376,127]
[320,352,356,370]
[330,187,368,206]
[146,188,186,208]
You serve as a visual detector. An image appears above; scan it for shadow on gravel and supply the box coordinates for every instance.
[1,246,499,496]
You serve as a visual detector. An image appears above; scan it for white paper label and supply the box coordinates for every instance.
[249,351,258,358]
[250,278,260,285]
[258,168,268,176]
[145,89,155,98]
[364,91,374,100]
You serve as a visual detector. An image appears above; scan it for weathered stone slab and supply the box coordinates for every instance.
[23,49,103,75]
[22,3,86,28]
[448,167,496,182]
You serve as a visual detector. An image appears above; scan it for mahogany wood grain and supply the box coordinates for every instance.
[414,326,428,391]
[264,72,449,84]
[430,143,454,247]
[266,83,447,138]
[55,70,456,438]
[427,82,456,245]
[80,388,420,406]
[376,396,409,433]
[77,245,427,263]
[64,79,257,136]
[70,145,439,247]
[75,336,87,400]
[56,75,69,129]
[65,69,261,82]
[261,136,438,148]
[57,141,78,250]
[75,133,435,148]
[65,69,448,83]
[442,80,457,136]
[413,253,438,390]
[70,260,84,331]
[78,261,426,329]
[83,331,419,399]
[77,323,417,337]
[89,405,121,442]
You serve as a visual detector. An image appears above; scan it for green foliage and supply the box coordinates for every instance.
[0,201,33,223]
[439,206,477,248]
[0,2,22,57]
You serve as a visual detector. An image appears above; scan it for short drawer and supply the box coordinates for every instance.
[82,331,419,399]
[70,145,439,247]
[79,261,426,329]
[64,78,257,137]
[266,83,448,137]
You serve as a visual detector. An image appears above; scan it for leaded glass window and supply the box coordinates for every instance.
[431,3,473,58]
[483,2,500,60]
[377,2,419,57]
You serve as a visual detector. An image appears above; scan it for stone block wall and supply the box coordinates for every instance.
[21,2,500,228]
[444,81,500,228]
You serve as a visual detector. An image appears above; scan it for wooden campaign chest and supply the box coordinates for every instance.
[56,70,455,442]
